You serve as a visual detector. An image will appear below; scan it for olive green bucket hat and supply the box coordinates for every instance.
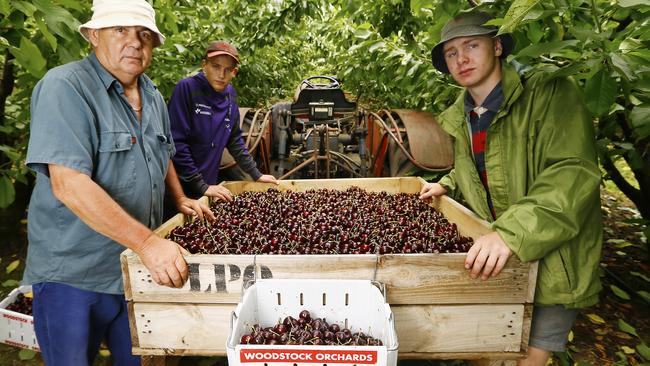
[431,10,514,74]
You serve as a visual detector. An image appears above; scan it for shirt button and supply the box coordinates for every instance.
[153,184,157,189]
[147,155,151,162]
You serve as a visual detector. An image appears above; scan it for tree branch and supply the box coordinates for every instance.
[0,49,16,126]
[602,153,641,205]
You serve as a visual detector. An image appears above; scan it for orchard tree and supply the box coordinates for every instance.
[0,1,88,213]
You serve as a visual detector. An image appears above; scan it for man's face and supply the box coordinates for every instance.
[443,35,502,89]
[202,55,238,93]
[89,26,155,82]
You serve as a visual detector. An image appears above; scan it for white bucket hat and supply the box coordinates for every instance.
[78,0,165,46]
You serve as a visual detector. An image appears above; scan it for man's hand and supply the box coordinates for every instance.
[136,235,190,288]
[205,184,234,202]
[176,196,215,222]
[257,174,279,184]
[419,182,447,200]
[465,231,513,280]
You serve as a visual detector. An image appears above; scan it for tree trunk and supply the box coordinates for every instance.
[0,49,15,129]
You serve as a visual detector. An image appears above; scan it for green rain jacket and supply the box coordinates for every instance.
[437,63,603,308]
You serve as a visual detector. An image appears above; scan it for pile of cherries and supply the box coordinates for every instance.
[239,309,383,346]
[5,293,33,315]
[168,187,473,255]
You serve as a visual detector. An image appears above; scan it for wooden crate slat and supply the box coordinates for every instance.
[394,305,524,353]
[376,254,530,304]
[131,303,526,356]
[124,253,257,303]
[124,252,532,304]
[132,303,235,353]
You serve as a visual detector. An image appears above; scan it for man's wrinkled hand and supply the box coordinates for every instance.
[136,235,190,288]
[205,184,233,202]
[465,231,513,280]
[176,196,215,222]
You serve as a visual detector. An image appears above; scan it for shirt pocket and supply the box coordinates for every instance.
[156,133,175,158]
[96,131,137,192]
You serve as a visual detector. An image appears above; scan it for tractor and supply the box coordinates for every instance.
[219,76,454,181]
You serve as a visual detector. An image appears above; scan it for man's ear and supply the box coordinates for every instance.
[232,68,238,77]
[494,37,503,57]
[87,28,100,48]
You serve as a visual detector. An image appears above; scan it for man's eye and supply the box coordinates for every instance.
[115,27,125,33]
[445,51,456,59]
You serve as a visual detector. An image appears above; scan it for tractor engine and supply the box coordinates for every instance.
[220,76,454,181]
[271,76,367,179]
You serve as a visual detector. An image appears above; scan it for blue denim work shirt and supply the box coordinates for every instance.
[23,53,175,295]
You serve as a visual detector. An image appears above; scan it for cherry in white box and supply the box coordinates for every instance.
[226,279,398,366]
[0,285,39,351]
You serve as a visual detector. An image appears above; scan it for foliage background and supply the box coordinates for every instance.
[0,0,649,364]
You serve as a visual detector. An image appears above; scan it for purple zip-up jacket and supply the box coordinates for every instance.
[168,72,261,197]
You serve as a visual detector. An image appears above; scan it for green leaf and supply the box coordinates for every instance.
[0,145,21,161]
[638,290,650,303]
[611,285,631,300]
[610,53,635,81]
[629,105,650,139]
[12,1,37,16]
[622,345,636,354]
[34,14,57,51]
[354,29,372,40]
[585,68,618,117]
[2,279,20,287]
[638,343,650,361]
[631,271,650,283]
[618,318,639,337]
[56,0,85,10]
[618,0,650,7]
[0,1,10,16]
[9,37,47,78]
[516,40,580,58]
[368,41,385,52]
[586,313,606,324]
[6,259,20,274]
[499,0,542,35]
[18,349,37,360]
[32,0,81,40]
[0,176,16,209]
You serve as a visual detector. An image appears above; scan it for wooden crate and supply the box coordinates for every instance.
[121,177,537,360]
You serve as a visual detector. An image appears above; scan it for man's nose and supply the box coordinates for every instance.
[126,29,142,48]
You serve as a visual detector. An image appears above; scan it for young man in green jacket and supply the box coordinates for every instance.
[420,10,602,366]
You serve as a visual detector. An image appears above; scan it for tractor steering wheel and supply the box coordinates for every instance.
[299,76,340,90]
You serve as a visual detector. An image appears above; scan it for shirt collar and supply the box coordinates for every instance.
[88,52,155,93]
[464,82,504,115]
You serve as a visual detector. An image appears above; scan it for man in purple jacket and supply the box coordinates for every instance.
[167,41,277,207]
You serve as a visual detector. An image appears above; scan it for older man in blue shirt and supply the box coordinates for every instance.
[22,1,214,365]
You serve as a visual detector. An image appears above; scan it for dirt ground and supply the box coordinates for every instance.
[0,191,648,366]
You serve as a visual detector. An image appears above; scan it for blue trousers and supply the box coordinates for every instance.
[32,282,140,366]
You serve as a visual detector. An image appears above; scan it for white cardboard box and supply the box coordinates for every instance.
[226,279,398,366]
[0,285,39,351]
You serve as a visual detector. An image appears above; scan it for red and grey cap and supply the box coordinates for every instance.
[205,40,240,65]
